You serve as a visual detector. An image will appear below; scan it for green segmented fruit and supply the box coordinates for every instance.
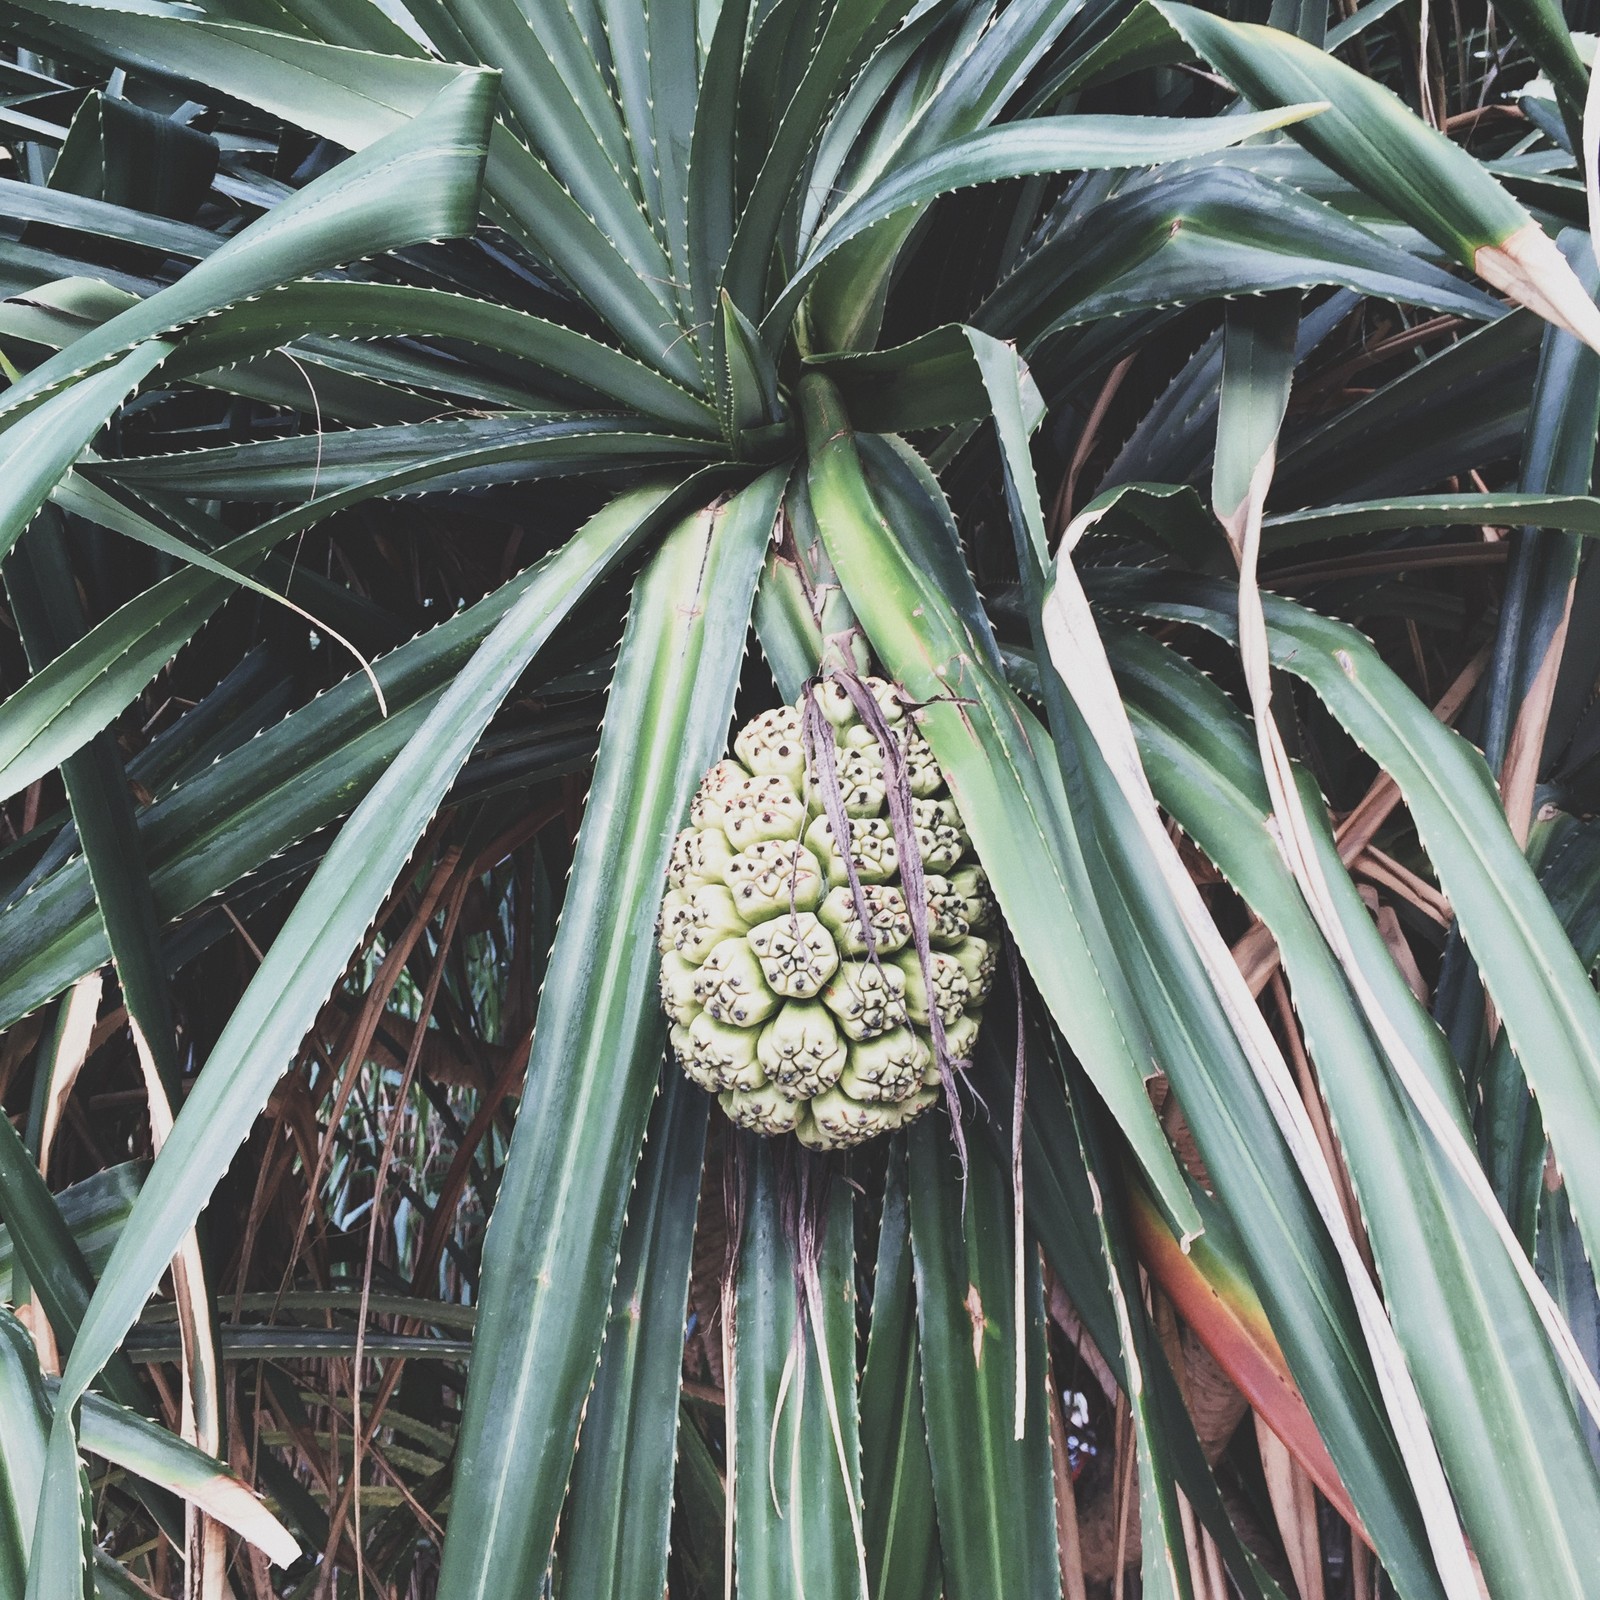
[894,948,969,1028]
[689,759,747,826]
[725,838,825,922]
[910,796,967,873]
[839,1026,930,1101]
[803,1089,901,1148]
[922,876,970,947]
[721,1084,802,1135]
[747,910,840,998]
[903,726,944,797]
[693,938,781,1026]
[722,773,808,848]
[948,863,997,931]
[658,951,701,1025]
[836,745,888,814]
[733,705,808,784]
[685,1012,766,1091]
[667,825,737,890]
[950,934,997,1004]
[659,676,993,1148]
[757,999,849,1097]
[821,959,909,1040]
[664,883,747,963]
[939,1009,981,1069]
[817,882,913,957]
[805,813,898,885]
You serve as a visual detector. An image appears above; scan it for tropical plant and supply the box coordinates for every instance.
[2,0,1600,1595]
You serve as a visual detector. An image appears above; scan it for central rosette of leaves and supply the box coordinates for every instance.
[658,675,996,1149]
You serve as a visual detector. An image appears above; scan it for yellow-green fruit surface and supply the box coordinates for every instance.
[657,678,996,1149]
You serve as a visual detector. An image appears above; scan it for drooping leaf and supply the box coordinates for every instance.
[0,65,496,425]
[0,1312,49,1598]
[859,1140,939,1600]
[0,342,169,568]
[557,1071,709,1600]
[1091,567,1600,1297]
[0,1113,146,1413]
[978,166,1503,353]
[438,473,780,1600]
[982,321,1454,1598]
[732,1142,867,1600]
[806,325,1045,434]
[906,1120,1057,1600]
[7,513,180,1098]
[49,482,681,1419]
[0,435,714,809]
[1113,621,1600,1599]
[798,370,1202,1243]
[0,1165,144,1302]
[1153,4,1600,347]
[770,107,1334,336]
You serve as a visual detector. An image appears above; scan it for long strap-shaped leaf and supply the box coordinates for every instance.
[906,1120,1058,1600]
[976,165,1502,353]
[5,513,234,1586]
[159,280,718,434]
[0,343,168,569]
[23,483,682,1600]
[732,1143,867,1600]
[11,1366,299,1568]
[0,643,594,1033]
[1070,295,1479,1597]
[94,415,716,500]
[805,323,1048,434]
[1060,1072,1193,1600]
[0,1114,146,1414]
[802,0,1095,349]
[811,108,1326,256]
[0,176,218,260]
[0,435,715,809]
[0,64,495,425]
[6,517,181,1103]
[860,1140,940,1600]
[722,0,911,320]
[961,330,1196,1600]
[1273,309,1539,505]
[419,0,677,307]
[1090,559,1600,1393]
[557,1071,709,1600]
[0,1166,145,1300]
[46,476,386,713]
[0,1312,48,1596]
[0,0,698,383]
[1008,1050,1290,1600]
[1217,292,1598,1576]
[1152,3,1600,350]
[1262,491,1600,551]
[971,329,1451,1597]
[685,0,752,366]
[1467,237,1600,1244]
[1113,623,1600,1599]
[1480,233,1600,797]
[766,107,1328,339]
[437,473,780,1600]
[797,371,1201,1243]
